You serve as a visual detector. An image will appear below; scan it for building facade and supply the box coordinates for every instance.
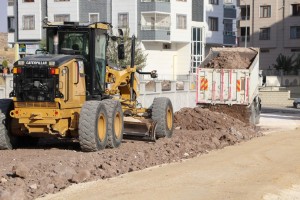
[7,0,111,55]
[112,0,208,80]
[0,0,8,33]
[238,0,300,74]
[204,0,238,55]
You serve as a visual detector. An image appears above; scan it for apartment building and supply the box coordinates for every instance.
[204,0,238,55]
[238,0,300,74]
[112,0,208,80]
[7,0,111,55]
[0,0,8,33]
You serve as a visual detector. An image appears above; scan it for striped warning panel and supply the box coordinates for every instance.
[200,77,208,91]
[237,80,241,92]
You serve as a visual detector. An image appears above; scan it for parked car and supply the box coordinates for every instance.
[293,98,300,108]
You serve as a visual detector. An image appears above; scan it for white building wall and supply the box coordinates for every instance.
[170,0,191,43]
[204,0,224,45]
[47,0,79,22]
[7,6,14,16]
[111,0,137,36]
[142,42,177,80]
[18,1,42,40]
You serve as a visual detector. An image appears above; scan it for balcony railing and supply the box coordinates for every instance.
[141,0,170,2]
[141,25,170,31]
[223,31,236,36]
[241,16,250,20]
[240,36,250,42]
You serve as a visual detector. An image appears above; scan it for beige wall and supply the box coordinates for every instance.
[239,0,300,72]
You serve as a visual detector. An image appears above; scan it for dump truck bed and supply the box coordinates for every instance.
[196,47,259,106]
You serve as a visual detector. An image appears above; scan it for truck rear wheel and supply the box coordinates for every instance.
[0,99,16,150]
[79,101,108,152]
[249,103,256,125]
[152,97,174,138]
[102,99,124,148]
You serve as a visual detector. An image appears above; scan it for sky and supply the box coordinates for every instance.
[0,0,7,33]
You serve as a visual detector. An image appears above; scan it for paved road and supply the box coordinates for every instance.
[40,109,300,200]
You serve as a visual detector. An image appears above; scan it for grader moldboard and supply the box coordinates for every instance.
[0,22,174,151]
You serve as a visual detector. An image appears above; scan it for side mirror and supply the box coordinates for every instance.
[118,43,125,60]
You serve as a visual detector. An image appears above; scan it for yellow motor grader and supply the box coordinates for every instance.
[0,22,174,151]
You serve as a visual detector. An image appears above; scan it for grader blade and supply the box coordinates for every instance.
[123,118,157,141]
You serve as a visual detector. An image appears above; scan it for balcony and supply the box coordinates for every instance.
[139,30,171,41]
[140,0,170,13]
[224,7,236,18]
[140,13,171,41]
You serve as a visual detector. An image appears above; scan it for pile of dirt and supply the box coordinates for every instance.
[204,51,252,69]
[0,107,261,200]
[206,104,251,124]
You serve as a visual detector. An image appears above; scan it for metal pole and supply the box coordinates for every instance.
[245,3,247,48]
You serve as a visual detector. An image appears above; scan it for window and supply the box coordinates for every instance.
[240,27,250,42]
[163,43,171,49]
[54,14,70,22]
[260,5,271,18]
[23,0,34,2]
[54,0,70,1]
[191,27,204,73]
[89,13,99,23]
[291,49,300,52]
[208,17,218,31]
[292,4,300,16]
[7,17,15,32]
[118,13,128,28]
[23,15,35,30]
[240,5,250,20]
[8,0,14,6]
[209,0,218,5]
[290,26,300,39]
[259,28,270,40]
[176,14,187,29]
[176,0,187,1]
[260,49,270,53]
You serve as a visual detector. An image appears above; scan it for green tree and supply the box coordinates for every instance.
[2,60,8,68]
[273,53,295,73]
[107,29,147,70]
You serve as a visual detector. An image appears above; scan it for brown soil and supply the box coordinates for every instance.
[204,51,253,69]
[0,108,261,200]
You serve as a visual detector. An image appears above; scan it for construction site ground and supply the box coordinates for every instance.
[1,107,300,200]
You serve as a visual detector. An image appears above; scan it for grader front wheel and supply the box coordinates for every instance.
[152,97,174,138]
[102,99,124,148]
[79,101,108,152]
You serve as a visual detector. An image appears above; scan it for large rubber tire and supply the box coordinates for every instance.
[79,101,109,152]
[0,99,16,150]
[102,99,124,148]
[152,97,174,138]
[255,99,261,125]
[249,103,256,125]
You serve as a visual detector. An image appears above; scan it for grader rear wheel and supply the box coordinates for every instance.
[79,101,108,152]
[152,97,174,138]
[102,99,124,148]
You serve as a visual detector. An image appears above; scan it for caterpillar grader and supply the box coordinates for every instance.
[0,22,174,151]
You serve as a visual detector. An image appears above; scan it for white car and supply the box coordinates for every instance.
[293,98,300,108]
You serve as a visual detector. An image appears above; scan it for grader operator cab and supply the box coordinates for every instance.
[0,22,174,151]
